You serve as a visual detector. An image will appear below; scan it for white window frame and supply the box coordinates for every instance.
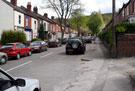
[34,21,36,29]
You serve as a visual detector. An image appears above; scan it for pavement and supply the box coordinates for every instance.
[54,38,135,91]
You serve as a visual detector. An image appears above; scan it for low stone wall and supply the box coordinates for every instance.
[117,34,135,57]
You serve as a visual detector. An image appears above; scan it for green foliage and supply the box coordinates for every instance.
[116,22,135,33]
[87,12,102,34]
[31,38,41,42]
[102,13,112,24]
[98,10,105,27]
[38,24,45,40]
[1,30,26,45]
[116,27,126,32]
[69,9,88,36]
[99,26,112,46]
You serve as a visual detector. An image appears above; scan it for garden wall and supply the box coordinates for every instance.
[117,34,135,57]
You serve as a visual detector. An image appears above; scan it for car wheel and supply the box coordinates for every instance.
[45,48,47,51]
[0,56,7,65]
[28,51,32,56]
[16,53,20,60]
[39,48,42,53]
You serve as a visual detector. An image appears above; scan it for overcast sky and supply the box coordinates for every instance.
[7,0,129,17]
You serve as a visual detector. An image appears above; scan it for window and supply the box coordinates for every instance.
[16,44,21,48]
[44,23,46,31]
[122,10,124,17]
[19,15,21,24]
[26,16,28,27]
[0,72,13,90]
[131,19,135,23]
[34,21,36,29]
[21,44,26,48]
[127,6,129,15]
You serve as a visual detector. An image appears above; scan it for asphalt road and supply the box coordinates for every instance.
[0,39,108,91]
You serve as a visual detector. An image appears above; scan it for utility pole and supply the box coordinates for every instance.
[112,0,117,58]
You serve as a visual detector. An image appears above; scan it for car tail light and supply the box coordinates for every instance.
[9,48,15,51]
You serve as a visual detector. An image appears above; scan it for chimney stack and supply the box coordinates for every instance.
[33,7,38,14]
[11,0,17,6]
[27,2,31,13]
[51,16,54,20]
[44,13,48,18]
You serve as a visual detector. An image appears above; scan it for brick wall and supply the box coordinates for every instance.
[117,34,135,57]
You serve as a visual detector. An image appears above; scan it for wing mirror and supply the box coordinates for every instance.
[15,79,26,87]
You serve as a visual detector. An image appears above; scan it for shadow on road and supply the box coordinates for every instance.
[58,52,84,56]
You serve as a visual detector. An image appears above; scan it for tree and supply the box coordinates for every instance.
[69,9,87,37]
[42,0,80,40]
[98,10,105,28]
[87,12,102,35]
[38,24,45,40]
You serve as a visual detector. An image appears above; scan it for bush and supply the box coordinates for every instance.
[31,38,41,42]
[99,22,135,47]
[116,22,135,33]
[99,28,112,46]
[1,30,26,45]
[116,27,126,32]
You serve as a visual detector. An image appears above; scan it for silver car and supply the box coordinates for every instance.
[0,52,8,65]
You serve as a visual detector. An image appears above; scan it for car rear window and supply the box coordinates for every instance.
[68,39,81,43]
[1,44,14,49]
[31,42,41,46]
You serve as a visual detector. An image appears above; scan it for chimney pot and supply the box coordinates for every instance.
[51,16,54,20]
[44,13,48,18]
[33,7,38,14]
[27,2,31,13]
[11,0,17,6]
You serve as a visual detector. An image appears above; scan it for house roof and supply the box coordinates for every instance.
[36,13,57,24]
[2,0,25,14]
[2,0,57,24]
[20,6,38,19]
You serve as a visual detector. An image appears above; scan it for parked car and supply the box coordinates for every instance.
[84,37,92,43]
[62,38,68,44]
[89,36,95,41]
[48,40,62,47]
[0,68,41,91]
[0,43,32,60]
[30,41,48,53]
[66,38,86,54]
[0,52,8,65]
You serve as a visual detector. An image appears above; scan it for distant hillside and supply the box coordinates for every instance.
[102,13,112,24]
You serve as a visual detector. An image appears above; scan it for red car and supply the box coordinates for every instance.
[0,43,32,59]
[48,40,62,47]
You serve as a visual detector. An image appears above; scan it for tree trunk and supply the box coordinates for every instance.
[68,27,71,38]
[78,29,80,37]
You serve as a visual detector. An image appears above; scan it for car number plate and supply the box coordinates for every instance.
[68,49,73,51]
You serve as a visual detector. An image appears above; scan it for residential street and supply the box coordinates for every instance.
[1,38,135,91]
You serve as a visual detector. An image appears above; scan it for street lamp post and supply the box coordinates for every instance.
[112,0,117,58]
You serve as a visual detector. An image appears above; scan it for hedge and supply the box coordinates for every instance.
[31,38,41,42]
[99,22,135,47]
[116,22,135,33]
[1,30,26,45]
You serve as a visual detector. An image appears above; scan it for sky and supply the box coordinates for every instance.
[7,0,129,17]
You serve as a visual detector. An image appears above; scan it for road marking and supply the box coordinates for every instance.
[40,52,53,59]
[6,61,32,72]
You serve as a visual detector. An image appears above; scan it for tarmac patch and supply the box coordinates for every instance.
[81,58,91,61]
